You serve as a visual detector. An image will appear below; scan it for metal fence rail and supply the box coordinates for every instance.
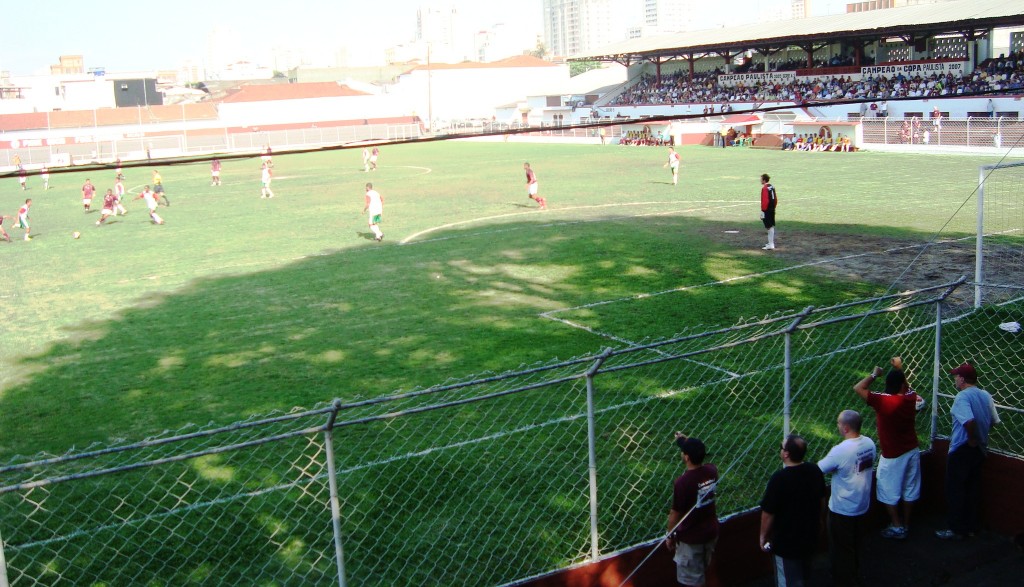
[2,279,1020,586]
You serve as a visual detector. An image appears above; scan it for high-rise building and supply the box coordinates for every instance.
[417,4,474,63]
[644,0,691,33]
[543,0,643,59]
[791,0,811,19]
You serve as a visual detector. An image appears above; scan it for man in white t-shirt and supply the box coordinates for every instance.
[818,410,876,587]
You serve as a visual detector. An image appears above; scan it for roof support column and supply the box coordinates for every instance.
[687,55,695,80]
[655,58,662,85]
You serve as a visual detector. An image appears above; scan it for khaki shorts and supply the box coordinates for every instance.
[674,538,716,586]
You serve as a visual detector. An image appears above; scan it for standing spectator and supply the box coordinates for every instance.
[936,362,999,540]
[665,147,681,186]
[665,433,719,587]
[854,356,925,540]
[363,182,384,242]
[759,173,777,250]
[719,127,728,148]
[818,410,876,587]
[523,162,547,210]
[759,434,826,586]
[211,158,222,186]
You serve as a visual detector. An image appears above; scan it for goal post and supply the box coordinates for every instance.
[975,160,1024,308]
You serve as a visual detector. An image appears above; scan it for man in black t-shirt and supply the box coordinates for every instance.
[759,434,827,587]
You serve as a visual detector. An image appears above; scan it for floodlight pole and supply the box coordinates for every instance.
[427,43,434,133]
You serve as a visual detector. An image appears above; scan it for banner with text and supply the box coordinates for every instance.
[861,61,968,77]
[718,72,797,87]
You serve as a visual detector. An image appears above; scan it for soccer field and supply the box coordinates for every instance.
[0,141,1001,459]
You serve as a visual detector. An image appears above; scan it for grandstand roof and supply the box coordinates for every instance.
[574,0,1024,62]
[409,55,558,71]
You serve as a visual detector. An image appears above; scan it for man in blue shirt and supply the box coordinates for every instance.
[936,362,998,540]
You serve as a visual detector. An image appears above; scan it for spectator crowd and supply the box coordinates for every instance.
[610,52,1024,108]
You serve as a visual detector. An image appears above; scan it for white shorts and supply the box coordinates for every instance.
[528,183,538,196]
[212,171,220,177]
[875,449,921,505]
[83,198,92,205]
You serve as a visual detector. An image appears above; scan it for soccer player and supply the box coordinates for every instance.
[18,166,28,190]
[0,214,12,242]
[96,189,118,225]
[260,162,275,198]
[211,158,222,186]
[363,182,384,241]
[369,146,379,171]
[524,162,547,210]
[115,158,124,181]
[262,145,273,167]
[82,179,96,212]
[134,185,164,224]
[152,169,169,206]
[114,178,129,215]
[41,166,50,190]
[664,147,681,186]
[760,173,777,250]
[16,198,32,240]
[362,148,370,172]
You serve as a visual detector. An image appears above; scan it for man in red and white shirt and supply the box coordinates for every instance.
[665,147,681,186]
[16,198,32,240]
[524,162,546,210]
[134,185,164,224]
[96,189,118,225]
[854,356,925,540]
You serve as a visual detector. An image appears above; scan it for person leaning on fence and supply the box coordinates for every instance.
[936,362,999,540]
[760,434,826,587]
[665,432,719,587]
[854,356,926,541]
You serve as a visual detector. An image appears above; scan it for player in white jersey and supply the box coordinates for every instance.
[363,182,384,241]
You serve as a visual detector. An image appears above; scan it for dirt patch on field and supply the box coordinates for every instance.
[705,228,1024,311]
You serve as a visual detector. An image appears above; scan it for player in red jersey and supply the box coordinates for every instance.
[524,162,546,209]
[82,179,96,212]
[211,158,222,186]
[0,214,12,242]
[18,166,28,190]
[96,189,118,225]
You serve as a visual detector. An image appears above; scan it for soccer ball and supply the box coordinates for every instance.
[72,231,81,239]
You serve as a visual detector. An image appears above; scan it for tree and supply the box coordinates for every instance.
[530,40,549,60]
[570,60,602,77]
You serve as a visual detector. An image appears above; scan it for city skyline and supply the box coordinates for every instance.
[1,0,855,76]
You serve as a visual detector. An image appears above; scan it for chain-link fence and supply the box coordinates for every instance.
[861,116,1024,149]
[3,276,1021,586]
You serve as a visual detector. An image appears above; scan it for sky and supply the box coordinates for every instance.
[0,0,851,76]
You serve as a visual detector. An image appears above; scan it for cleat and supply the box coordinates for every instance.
[881,526,907,540]
[762,244,775,250]
[934,529,964,541]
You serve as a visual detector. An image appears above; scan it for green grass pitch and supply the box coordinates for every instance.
[0,141,1001,459]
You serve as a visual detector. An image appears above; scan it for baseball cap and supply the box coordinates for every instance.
[676,436,707,463]
[949,362,977,380]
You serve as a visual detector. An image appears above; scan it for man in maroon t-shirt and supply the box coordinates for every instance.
[854,356,925,540]
[665,433,719,587]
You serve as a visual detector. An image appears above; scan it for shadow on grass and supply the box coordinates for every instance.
[0,214,963,585]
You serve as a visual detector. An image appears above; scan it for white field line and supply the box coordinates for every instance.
[399,200,748,245]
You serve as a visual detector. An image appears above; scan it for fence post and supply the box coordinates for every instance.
[931,301,943,442]
[323,399,347,587]
[975,164,986,308]
[783,307,815,437]
[0,525,8,587]
[585,348,614,561]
